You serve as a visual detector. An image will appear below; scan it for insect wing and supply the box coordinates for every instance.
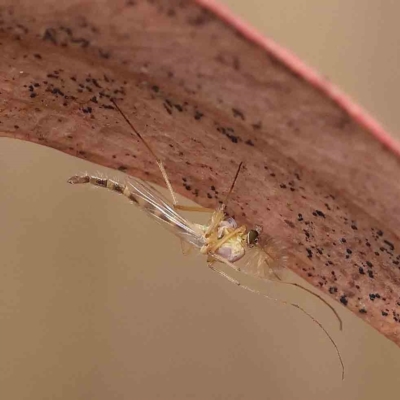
[126,178,205,249]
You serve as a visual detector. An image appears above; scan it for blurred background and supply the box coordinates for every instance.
[1,1,400,399]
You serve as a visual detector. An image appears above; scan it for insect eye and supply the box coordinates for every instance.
[246,229,259,247]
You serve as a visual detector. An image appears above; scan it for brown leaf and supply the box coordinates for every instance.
[1,0,400,344]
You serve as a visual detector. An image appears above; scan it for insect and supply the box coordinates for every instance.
[68,99,344,379]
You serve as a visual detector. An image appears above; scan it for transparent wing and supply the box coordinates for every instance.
[238,235,288,281]
[126,177,206,249]
[180,239,194,256]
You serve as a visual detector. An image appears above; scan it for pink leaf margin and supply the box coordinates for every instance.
[196,0,400,158]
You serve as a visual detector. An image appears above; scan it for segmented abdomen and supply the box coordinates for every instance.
[67,174,205,248]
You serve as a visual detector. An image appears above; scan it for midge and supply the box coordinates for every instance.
[68,99,345,379]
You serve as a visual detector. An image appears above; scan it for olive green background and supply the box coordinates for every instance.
[1,1,399,399]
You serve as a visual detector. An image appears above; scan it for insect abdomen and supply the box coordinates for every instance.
[68,174,141,205]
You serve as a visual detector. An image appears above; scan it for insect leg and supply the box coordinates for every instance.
[221,161,243,207]
[208,226,246,252]
[272,281,343,331]
[210,254,345,380]
[180,239,194,256]
[174,204,214,213]
[207,259,241,286]
[110,99,213,213]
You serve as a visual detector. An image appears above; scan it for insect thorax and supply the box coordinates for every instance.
[198,216,247,263]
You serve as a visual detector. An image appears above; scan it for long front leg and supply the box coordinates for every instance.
[208,254,344,380]
[111,99,214,212]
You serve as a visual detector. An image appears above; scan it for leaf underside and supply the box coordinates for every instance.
[1,0,400,344]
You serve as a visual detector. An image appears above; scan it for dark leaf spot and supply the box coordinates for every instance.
[340,295,348,306]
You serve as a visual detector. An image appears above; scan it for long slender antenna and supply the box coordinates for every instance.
[222,162,243,207]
